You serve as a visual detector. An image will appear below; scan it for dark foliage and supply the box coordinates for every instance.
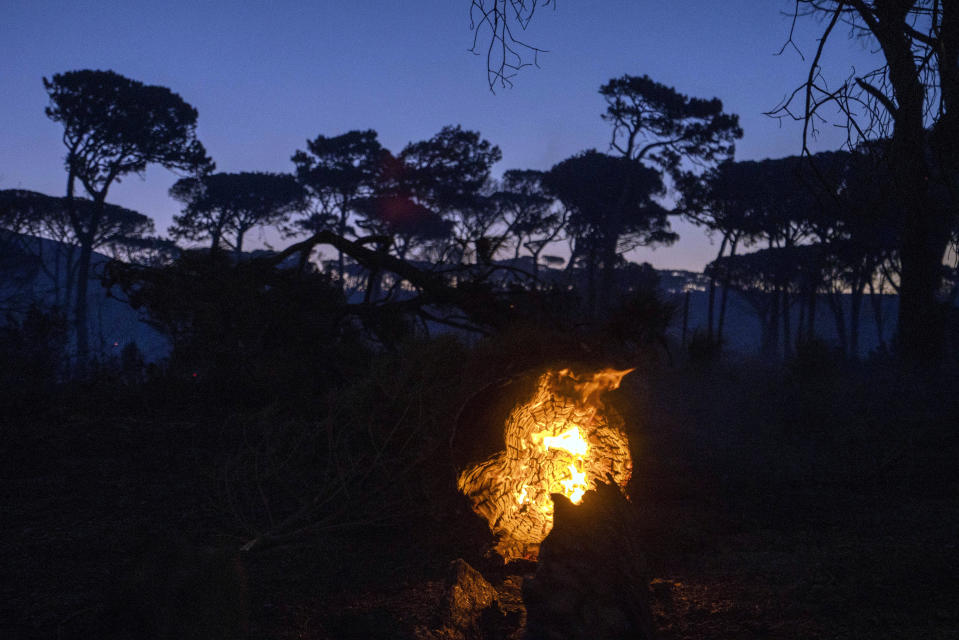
[545,151,673,251]
[0,188,157,250]
[353,194,451,247]
[105,251,365,408]
[43,70,209,184]
[289,130,386,283]
[602,275,676,358]
[685,328,722,364]
[545,149,675,316]
[291,130,384,233]
[170,172,306,254]
[401,125,502,215]
[0,304,68,410]
[213,335,472,554]
[4,322,959,638]
[600,74,742,177]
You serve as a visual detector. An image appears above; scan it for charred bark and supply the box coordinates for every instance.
[523,481,654,640]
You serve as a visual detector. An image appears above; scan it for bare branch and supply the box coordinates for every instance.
[803,2,846,156]
[777,1,807,59]
[856,76,898,115]
[468,0,554,91]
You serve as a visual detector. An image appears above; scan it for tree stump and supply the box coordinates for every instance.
[522,481,654,640]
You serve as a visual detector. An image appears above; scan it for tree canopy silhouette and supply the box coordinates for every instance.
[682,154,832,353]
[545,150,675,316]
[44,69,209,368]
[491,169,563,278]
[400,125,502,263]
[350,150,453,264]
[291,129,385,282]
[170,172,306,255]
[464,2,958,363]
[600,74,743,179]
[772,1,959,364]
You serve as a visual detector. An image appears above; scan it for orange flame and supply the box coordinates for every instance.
[548,367,634,407]
[533,426,590,457]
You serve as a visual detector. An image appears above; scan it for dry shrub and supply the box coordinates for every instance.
[0,304,69,410]
[212,335,472,548]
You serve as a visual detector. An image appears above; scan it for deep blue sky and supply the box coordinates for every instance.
[1,1,877,270]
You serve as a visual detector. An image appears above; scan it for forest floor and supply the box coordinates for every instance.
[2,360,958,639]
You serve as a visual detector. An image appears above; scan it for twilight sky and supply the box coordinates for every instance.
[1,1,878,271]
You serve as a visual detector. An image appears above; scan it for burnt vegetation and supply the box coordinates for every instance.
[2,4,959,638]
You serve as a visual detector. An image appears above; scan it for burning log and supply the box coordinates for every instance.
[457,368,634,561]
[523,481,654,640]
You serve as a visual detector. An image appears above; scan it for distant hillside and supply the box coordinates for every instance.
[0,230,170,362]
[658,269,899,357]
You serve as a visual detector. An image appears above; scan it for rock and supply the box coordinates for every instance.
[420,558,507,640]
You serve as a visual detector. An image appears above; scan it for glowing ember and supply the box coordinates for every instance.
[457,367,633,561]
[534,427,589,457]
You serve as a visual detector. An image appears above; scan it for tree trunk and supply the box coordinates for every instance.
[782,288,792,358]
[586,244,597,320]
[870,2,954,365]
[364,238,390,303]
[210,224,222,255]
[337,211,349,290]
[706,274,716,342]
[64,246,77,319]
[74,234,93,371]
[828,291,847,355]
[64,171,93,373]
[71,170,113,373]
[364,269,381,303]
[766,284,781,358]
[73,204,105,372]
[897,223,950,364]
[599,235,618,319]
[849,276,866,359]
[796,288,806,347]
[807,286,817,341]
[869,276,887,351]
[49,242,63,308]
[707,236,728,341]
[717,237,737,342]
[530,247,541,285]
[523,483,654,640]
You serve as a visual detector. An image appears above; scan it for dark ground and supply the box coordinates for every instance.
[2,356,958,639]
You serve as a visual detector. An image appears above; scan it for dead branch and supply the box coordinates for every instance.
[263,229,518,331]
[468,0,554,90]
